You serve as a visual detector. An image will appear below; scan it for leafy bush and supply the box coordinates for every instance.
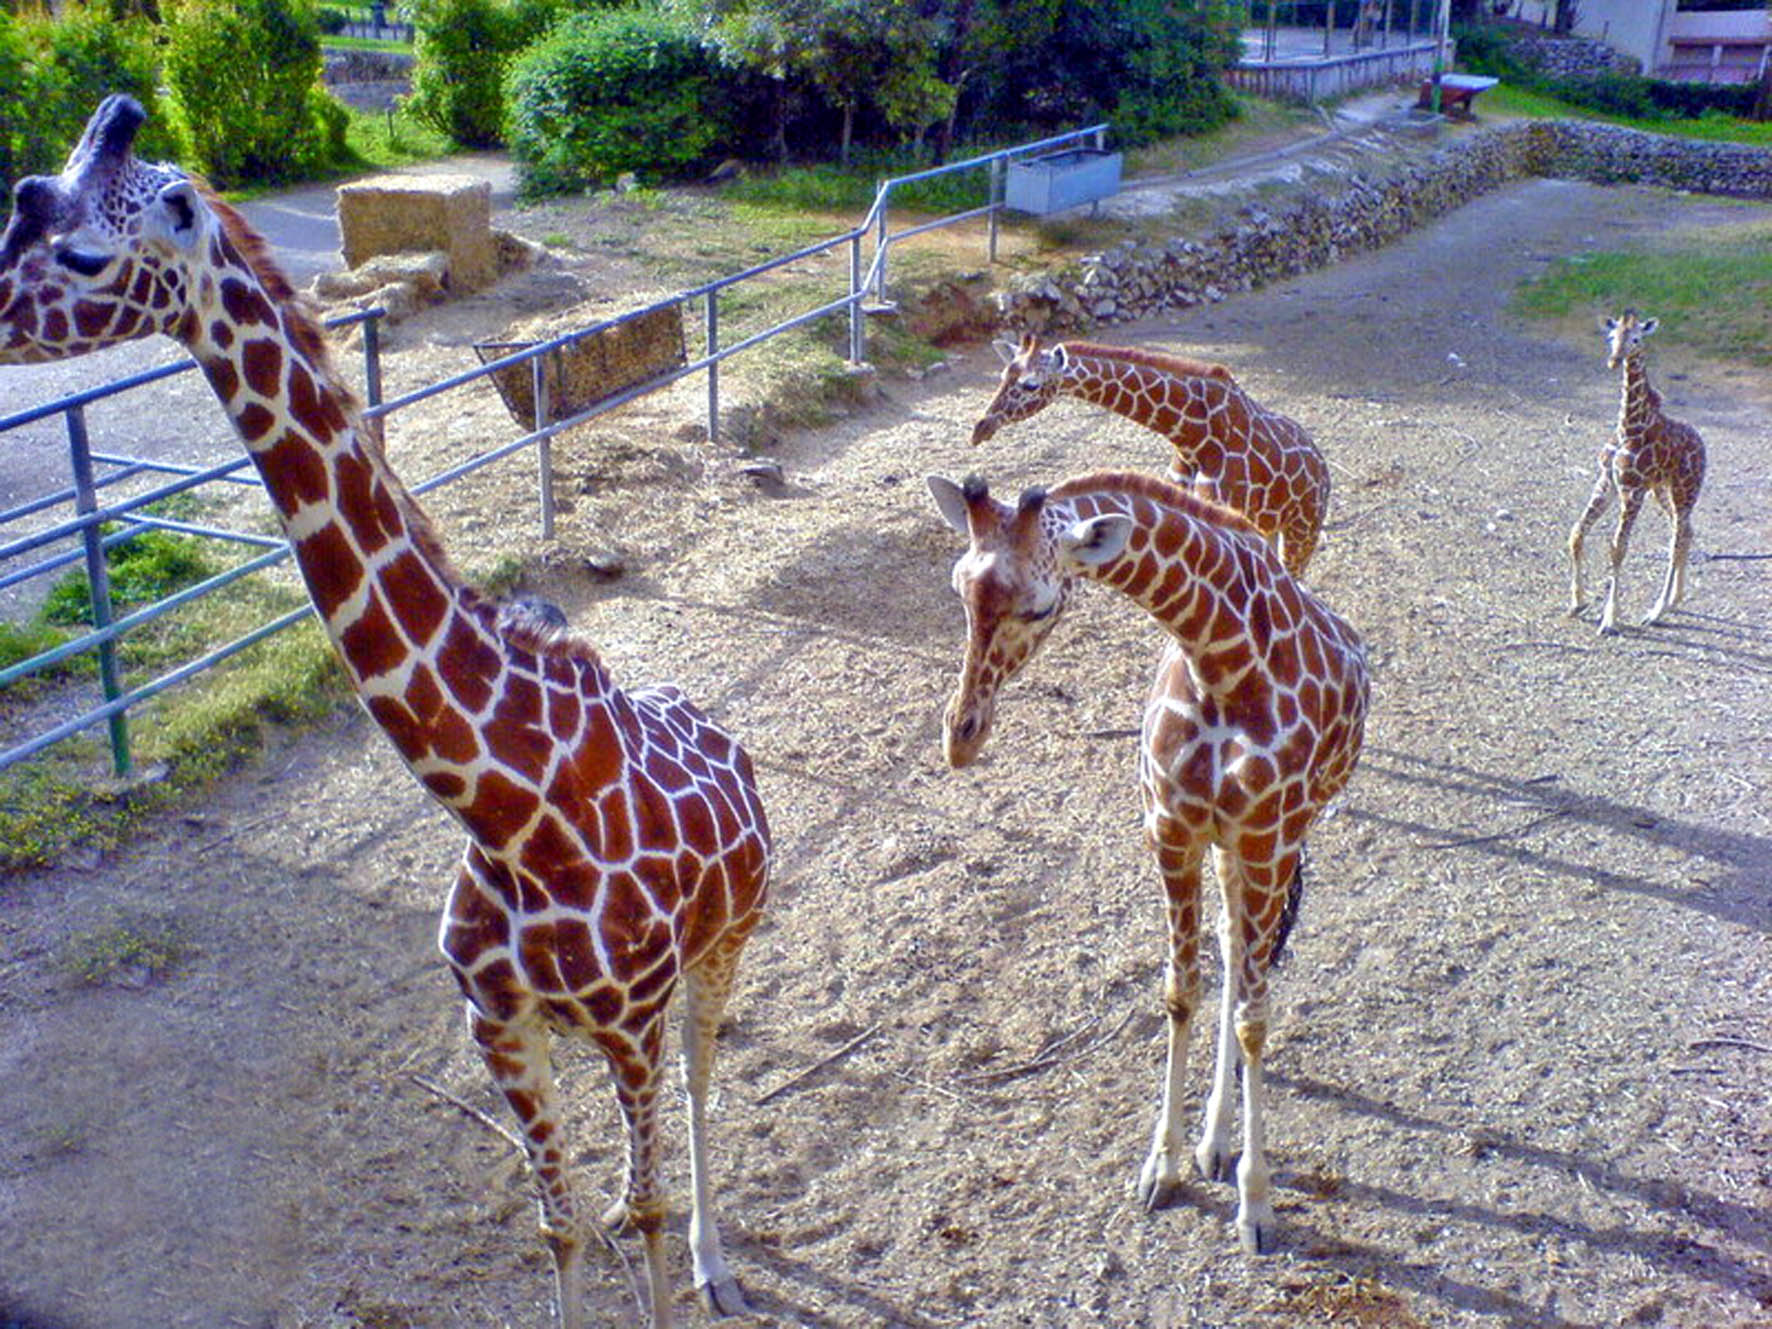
[316,5,349,33]
[161,0,340,188]
[0,2,171,183]
[505,7,725,196]
[407,0,562,148]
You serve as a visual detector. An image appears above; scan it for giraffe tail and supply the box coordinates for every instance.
[1270,845,1307,968]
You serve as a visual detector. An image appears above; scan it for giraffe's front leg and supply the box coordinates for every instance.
[1194,846,1244,1187]
[467,1011,589,1329]
[598,1014,676,1328]
[1566,468,1611,617]
[1136,832,1204,1211]
[1599,486,1646,635]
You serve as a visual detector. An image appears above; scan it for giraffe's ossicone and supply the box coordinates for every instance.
[928,468,1368,1256]
[1,94,771,1329]
[1567,309,1706,635]
[972,333,1332,577]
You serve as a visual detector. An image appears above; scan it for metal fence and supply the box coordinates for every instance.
[0,124,1109,780]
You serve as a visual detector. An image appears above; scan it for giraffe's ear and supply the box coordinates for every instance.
[146,179,204,252]
[992,337,1018,365]
[926,475,972,534]
[1058,514,1131,568]
[1639,317,1659,337]
[1601,316,1618,335]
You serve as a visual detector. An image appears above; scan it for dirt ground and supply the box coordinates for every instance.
[2,171,1770,1329]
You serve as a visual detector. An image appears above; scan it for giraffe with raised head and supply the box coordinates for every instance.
[1567,309,1706,634]
[972,332,1331,577]
[926,468,1368,1255]
[0,95,769,1329]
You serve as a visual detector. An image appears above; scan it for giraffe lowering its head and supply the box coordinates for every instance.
[927,468,1369,1255]
[1,95,772,1329]
[1567,310,1706,634]
[971,332,1331,577]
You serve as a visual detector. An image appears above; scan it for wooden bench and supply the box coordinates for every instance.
[1416,73,1501,119]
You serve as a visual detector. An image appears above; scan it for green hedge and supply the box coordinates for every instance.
[505,7,726,196]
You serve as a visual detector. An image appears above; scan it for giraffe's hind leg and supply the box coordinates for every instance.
[680,942,749,1315]
[1643,491,1694,624]
[1567,467,1611,617]
[1599,485,1647,635]
[467,1010,589,1329]
[1136,831,1205,1211]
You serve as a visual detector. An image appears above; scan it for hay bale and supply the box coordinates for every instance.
[335,174,497,293]
[476,300,687,428]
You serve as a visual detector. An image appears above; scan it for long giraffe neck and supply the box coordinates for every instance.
[182,217,614,828]
[1045,472,1296,695]
[1618,351,1661,440]
[1059,349,1239,471]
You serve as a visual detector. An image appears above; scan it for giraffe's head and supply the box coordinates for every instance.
[0,95,212,365]
[1603,309,1658,372]
[970,332,1069,445]
[927,472,1131,768]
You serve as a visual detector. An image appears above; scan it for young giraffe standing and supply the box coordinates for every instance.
[1567,309,1706,634]
[0,96,769,1329]
[926,468,1368,1254]
[972,332,1331,576]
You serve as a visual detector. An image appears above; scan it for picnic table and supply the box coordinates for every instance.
[1417,73,1501,118]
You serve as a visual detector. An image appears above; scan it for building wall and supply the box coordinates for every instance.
[1508,1,1670,70]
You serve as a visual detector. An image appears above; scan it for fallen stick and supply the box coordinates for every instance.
[409,1072,526,1152]
[754,1022,882,1106]
[1688,1037,1772,1055]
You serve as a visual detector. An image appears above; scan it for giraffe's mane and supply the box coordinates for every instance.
[1062,340,1238,386]
[1048,469,1263,538]
[202,182,488,622]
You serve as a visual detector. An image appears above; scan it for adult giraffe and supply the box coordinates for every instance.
[0,95,770,1329]
[927,468,1368,1253]
[1567,309,1706,634]
[972,333,1331,577]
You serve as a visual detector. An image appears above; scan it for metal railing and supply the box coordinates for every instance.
[0,123,1110,779]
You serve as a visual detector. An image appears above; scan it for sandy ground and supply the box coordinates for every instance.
[1,172,1770,1329]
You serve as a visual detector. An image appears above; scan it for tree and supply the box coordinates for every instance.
[698,0,953,162]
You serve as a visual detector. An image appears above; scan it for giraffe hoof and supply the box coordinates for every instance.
[599,1198,634,1235]
[1136,1163,1184,1212]
[1237,1211,1277,1256]
[1194,1142,1236,1185]
[1597,621,1621,638]
[698,1273,749,1317]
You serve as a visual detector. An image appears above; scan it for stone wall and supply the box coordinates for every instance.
[1505,32,1639,79]
[993,122,1772,332]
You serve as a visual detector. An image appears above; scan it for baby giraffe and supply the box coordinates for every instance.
[927,469,1368,1254]
[1568,310,1706,634]
[0,95,769,1328]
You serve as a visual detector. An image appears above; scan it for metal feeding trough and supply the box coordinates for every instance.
[473,301,687,428]
[1004,148,1123,216]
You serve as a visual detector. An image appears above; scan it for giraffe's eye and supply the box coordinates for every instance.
[54,246,111,278]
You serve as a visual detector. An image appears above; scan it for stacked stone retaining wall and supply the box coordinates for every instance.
[994,121,1772,332]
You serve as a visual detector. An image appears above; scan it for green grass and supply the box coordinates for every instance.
[63,914,189,986]
[1482,81,1772,147]
[1512,220,1772,365]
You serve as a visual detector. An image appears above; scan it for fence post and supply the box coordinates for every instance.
[532,354,554,541]
[66,404,131,779]
[988,157,1004,265]
[705,290,720,443]
[849,234,866,365]
[362,311,383,408]
[872,187,891,306]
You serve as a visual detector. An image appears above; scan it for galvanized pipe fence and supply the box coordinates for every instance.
[0,123,1109,780]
